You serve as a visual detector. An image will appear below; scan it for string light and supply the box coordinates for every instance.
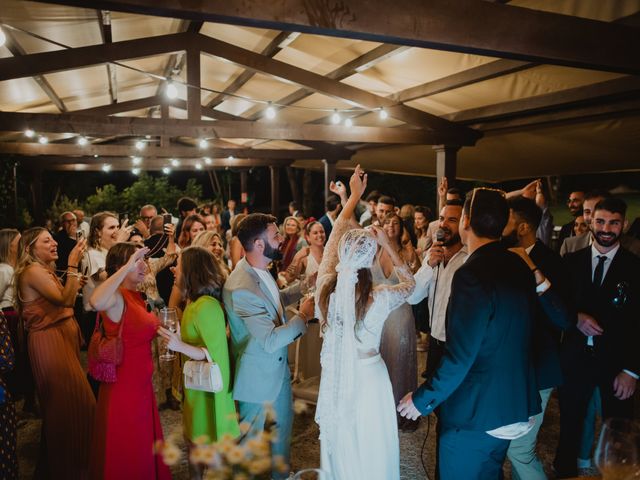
[77,136,88,146]
[345,118,353,128]
[38,136,48,144]
[170,158,180,167]
[131,156,142,166]
[195,162,202,170]
[379,108,388,120]
[199,138,208,149]
[227,155,234,161]
[162,167,171,174]
[265,103,276,120]
[101,164,111,172]
[135,140,145,150]
[165,81,178,99]
[203,157,212,165]
[132,167,141,175]
[331,110,341,125]
[24,129,35,138]
[93,154,99,158]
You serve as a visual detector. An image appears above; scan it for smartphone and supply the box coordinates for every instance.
[163,214,172,225]
[76,230,84,240]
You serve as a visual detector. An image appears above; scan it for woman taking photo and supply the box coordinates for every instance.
[15,227,95,479]
[177,214,206,249]
[281,221,325,285]
[89,243,171,480]
[159,246,239,476]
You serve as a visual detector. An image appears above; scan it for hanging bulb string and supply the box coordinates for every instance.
[0,22,396,116]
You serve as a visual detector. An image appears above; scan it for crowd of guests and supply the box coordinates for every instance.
[0,176,639,479]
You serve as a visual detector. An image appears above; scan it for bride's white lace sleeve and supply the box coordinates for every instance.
[372,264,416,315]
[317,216,351,281]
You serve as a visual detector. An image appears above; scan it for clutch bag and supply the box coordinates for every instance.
[183,348,223,393]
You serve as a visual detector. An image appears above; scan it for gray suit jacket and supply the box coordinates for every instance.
[560,231,640,257]
[223,258,306,403]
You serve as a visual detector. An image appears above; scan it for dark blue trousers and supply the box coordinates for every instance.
[439,426,509,479]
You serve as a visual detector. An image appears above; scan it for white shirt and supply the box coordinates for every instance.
[252,267,283,318]
[82,248,107,312]
[407,246,468,342]
[0,263,14,309]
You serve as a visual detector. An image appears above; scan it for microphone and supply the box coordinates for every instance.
[435,228,446,244]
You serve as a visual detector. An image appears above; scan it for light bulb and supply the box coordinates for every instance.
[199,138,208,149]
[135,140,145,150]
[345,118,353,128]
[132,157,141,166]
[170,158,180,167]
[165,81,178,99]
[24,129,35,138]
[379,108,388,120]
[204,157,212,165]
[162,167,171,175]
[132,168,141,175]
[77,136,88,146]
[101,164,111,172]
[38,136,48,144]
[195,162,202,170]
[228,155,234,161]
[331,110,341,125]
[94,154,99,158]
[265,105,276,120]
[0,28,6,48]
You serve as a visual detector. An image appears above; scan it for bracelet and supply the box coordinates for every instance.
[68,264,78,269]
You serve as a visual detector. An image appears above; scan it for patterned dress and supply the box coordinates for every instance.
[0,311,17,479]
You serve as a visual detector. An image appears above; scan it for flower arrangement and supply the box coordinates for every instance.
[155,400,310,479]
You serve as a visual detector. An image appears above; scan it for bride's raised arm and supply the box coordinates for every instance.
[316,165,368,280]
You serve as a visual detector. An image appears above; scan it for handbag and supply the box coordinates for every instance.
[87,311,125,383]
[183,348,223,393]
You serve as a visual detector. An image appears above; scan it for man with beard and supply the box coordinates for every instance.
[502,197,574,479]
[554,197,640,478]
[558,190,585,246]
[223,213,315,479]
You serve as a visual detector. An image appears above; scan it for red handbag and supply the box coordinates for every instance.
[87,310,125,383]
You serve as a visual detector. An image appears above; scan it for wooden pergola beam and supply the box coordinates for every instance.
[196,33,480,143]
[17,156,294,171]
[444,75,640,124]
[0,32,190,81]
[36,0,640,74]
[0,142,349,160]
[0,111,451,144]
[73,96,164,116]
[96,10,118,104]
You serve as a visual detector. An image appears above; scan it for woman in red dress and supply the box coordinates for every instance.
[88,242,171,480]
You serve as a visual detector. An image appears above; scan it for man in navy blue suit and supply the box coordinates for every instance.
[398,188,542,479]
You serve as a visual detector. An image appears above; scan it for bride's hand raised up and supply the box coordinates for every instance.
[369,226,391,249]
[348,164,367,200]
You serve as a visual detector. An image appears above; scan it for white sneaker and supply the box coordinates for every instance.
[577,457,593,469]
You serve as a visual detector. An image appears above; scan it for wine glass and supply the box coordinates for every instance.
[292,468,330,479]
[300,274,316,300]
[595,418,640,479]
[159,307,178,361]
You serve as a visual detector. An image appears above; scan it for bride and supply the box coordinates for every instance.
[315,165,416,480]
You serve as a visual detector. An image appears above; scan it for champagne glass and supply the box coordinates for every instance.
[293,468,330,480]
[595,417,640,480]
[159,307,177,361]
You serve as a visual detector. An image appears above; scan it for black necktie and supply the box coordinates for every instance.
[593,255,607,287]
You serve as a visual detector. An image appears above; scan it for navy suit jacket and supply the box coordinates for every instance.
[412,241,541,431]
[318,214,333,240]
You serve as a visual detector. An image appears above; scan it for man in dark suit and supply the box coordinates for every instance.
[398,189,542,479]
[221,198,237,233]
[318,194,341,240]
[557,190,585,247]
[554,197,640,478]
[503,196,574,478]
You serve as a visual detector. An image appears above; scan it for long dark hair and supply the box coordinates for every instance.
[318,268,373,329]
[178,246,225,301]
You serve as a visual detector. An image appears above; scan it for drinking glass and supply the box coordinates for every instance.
[300,274,316,300]
[595,417,640,480]
[159,307,178,361]
[292,468,330,480]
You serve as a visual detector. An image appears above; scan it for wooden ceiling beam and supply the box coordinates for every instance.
[96,10,118,104]
[36,0,640,74]
[196,33,479,143]
[0,32,190,81]
[72,95,164,116]
[0,111,452,144]
[0,142,349,160]
[444,75,640,124]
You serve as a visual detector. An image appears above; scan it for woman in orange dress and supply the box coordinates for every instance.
[15,227,95,479]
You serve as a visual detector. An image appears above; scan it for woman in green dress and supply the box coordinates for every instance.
[159,246,240,449]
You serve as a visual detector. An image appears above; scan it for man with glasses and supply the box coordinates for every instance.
[54,211,78,277]
[398,188,542,479]
[558,191,585,247]
[134,204,157,239]
[554,197,640,478]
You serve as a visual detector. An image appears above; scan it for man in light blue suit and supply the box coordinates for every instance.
[223,213,315,478]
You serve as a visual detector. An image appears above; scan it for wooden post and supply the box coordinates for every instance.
[270,166,280,218]
[160,103,169,148]
[186,46,200,122]
[323,159,338,205]
[240,169,248,205]
[433,145,460,208]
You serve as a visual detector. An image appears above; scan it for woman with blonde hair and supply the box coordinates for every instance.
[15,227,95,479]
[159,246,239,478]
[278,216,306,273]
[192,230,230,277]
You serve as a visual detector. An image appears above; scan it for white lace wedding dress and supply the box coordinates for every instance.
[315,217,415,480]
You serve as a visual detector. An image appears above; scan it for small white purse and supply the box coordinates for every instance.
[183,348,223,393]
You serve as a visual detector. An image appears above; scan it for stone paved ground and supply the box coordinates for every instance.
[16,351,602,479]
